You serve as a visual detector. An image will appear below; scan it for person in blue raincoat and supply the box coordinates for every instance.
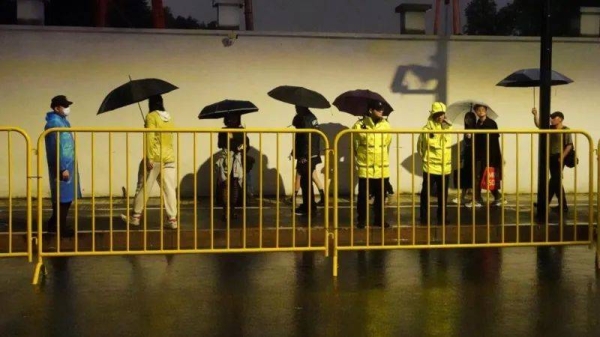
[44,95,81,237]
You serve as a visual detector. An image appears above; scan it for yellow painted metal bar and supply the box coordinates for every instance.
[7,132,13,254]
[276,133,280,248]
[177,133,181,250]
[530,133,534,243]
[411,134,416,245]
[56,128,61,252]
[73,132,79,252]
[396,134,401,245]
[350,133,355,247]
[91,133,96,251]
[109,132,113,251]
[242,132,247,249]
[142,130,148,251]
[289,132,294,247]
[455,133,461,244]
[516,135,520,239]
[126,133,130,251]
[258,133,268,248]
[210,133,214,249]
[193,133,197,250]
[501,133,505,243]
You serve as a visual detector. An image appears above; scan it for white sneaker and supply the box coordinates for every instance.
[465,201,483,208]
[164,218,178,229]
[120,213,140,226]
[492,199,508,206]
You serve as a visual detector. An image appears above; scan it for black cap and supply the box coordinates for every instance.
[550,111,564,120]
[368,100,384,111]
[50,95,73,109]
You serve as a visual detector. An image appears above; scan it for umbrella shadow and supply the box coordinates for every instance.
[318,122,356,196]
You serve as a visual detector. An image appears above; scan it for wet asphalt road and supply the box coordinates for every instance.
[1,246,599,337]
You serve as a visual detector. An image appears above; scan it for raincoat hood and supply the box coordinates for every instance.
[153,110,172,122]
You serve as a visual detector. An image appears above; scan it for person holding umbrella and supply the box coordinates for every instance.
[292,105,322,216]
[467,104,505,208]
[352,100,392,228]
[44,95,81,237]
[531,108,573,213]
[418,102,452,225]
[216,113,252,221]
[121,94,178,229]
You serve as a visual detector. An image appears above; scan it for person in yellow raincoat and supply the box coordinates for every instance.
[121,94,178,229]
[418,102,453,225]
[352,100,391,228]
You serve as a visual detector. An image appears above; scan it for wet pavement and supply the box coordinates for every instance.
[1,246,599,337]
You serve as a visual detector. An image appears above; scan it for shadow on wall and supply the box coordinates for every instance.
[390,37,448,102]
[179,146,286,198]
[319,122,356,196]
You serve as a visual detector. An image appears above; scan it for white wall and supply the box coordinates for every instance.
[0,26,598,198]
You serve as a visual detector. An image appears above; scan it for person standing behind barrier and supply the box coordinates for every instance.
[292,106,322,216]
[44,95,80,237]
[120,95,177,229]
[287,160,326,206]
[467,104,504,208]
[418,102,452,225]
[531,108,573,213]
[452,111,476,204]
[216,113,251,221]
[353,100,391,228]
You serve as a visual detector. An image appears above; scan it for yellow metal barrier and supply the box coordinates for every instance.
[33,127,330,284]
[333,129,596,276]
[0,127,33,261]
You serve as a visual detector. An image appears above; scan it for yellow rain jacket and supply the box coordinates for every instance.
[418,119,452,175]
[352,116,392,178]
[145,110,175,163]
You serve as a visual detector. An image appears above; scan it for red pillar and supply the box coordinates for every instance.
[244,0,254,30]
[95,0,107,27]
[433,0,441,34]
[151,0,165,28]
[452,0,460,34]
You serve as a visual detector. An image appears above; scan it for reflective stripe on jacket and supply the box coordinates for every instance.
[418,119,452,175]
[352,117,391,178]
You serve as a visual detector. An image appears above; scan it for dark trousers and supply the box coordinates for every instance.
[549,154,568,208]
[358,178,385,225]
[474,161,500,202]
[420,173,449,223]
[219,176,240,217]
[47,201,72,231]
[297,160,316,211]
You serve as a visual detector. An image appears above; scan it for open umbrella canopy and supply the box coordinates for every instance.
[333,89,393,116]
[446,100,498,123]
[97,78,178,114]
[496,69,573,87]
[198,100,259,120]
[267,85,330,109]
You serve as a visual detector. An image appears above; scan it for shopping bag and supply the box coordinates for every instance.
[480,167,496,191]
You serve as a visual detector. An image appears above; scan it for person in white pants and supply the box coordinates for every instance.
[121,94,178,229]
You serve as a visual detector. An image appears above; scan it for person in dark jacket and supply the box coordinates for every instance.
[467,104,505,207]
[216,113,251,221]
[452,111,476,204]
[292,106,321,216]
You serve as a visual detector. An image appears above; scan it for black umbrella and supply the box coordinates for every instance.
[333,89,393,116]
[267,85,330,109]
[97,78,178,117]
[198,100,259,120]
[496,68,573,87]
[497,69,573,107]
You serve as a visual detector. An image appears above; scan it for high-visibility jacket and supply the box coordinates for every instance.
[418,119,452,175]
[352,117,391,178]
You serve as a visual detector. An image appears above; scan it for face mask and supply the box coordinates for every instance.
[62,107,71,116]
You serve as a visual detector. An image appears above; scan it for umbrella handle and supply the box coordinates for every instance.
[129,75,146,122]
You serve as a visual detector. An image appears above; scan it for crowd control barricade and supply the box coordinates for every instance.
[33,127,330,284]
[333,129,596,276]
[0,127,33,261]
